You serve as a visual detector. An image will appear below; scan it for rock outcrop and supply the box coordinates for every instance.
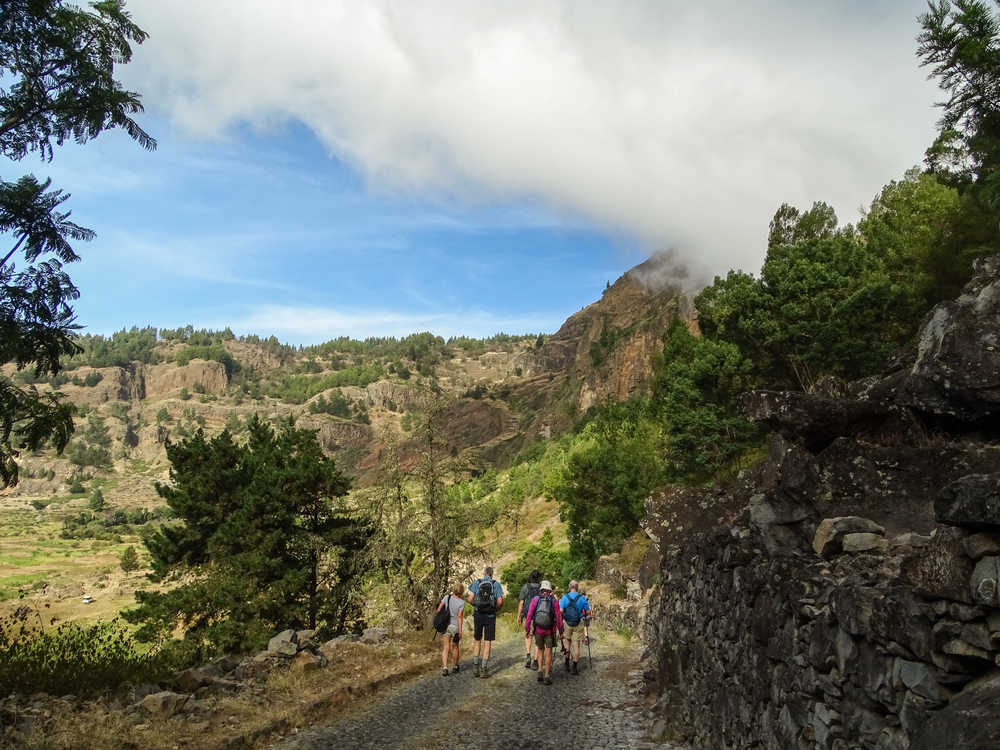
[642,257,1000,749]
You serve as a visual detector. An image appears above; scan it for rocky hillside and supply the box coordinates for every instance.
[1,253,695,508]
[639,256,1000,749]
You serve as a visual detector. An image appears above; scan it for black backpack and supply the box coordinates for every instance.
[563,592,582,626]
[521,581,540,607]
[533,594,554,630]
[474,580,496,614]
[433,595,451,634]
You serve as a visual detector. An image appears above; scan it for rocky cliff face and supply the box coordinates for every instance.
[530,252,697,412]
[641,256,1000,749]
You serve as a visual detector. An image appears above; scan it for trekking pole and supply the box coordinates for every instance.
[584,615,593,669]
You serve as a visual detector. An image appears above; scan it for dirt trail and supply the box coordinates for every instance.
[276,630,687,750]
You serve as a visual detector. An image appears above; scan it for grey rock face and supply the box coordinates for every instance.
[895,255,1000,422]
[813,517,885,558]
[970,556,1000,608]
[139,691,189,717]
[936,474,1000,531]
[268,629,299,656]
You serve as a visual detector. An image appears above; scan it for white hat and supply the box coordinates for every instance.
[540,580,552,591]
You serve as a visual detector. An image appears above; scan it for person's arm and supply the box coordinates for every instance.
[516,598,524,623]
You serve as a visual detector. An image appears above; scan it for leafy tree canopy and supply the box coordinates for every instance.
[125,417,370,654]
[0,0,153,487]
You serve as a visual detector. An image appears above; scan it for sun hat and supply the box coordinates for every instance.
[540,580,552,591]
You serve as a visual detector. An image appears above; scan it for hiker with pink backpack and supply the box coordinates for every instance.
[523,580,564,685]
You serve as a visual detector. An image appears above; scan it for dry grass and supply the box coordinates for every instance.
[8,632,439,750]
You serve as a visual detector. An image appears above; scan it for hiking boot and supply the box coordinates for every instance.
[531,659,539,670]
[544,676,553,685]
[473,663,480,677]
[480,667,490,678]
[453,663,460,673]
[564,656,571,671]
[571,661,579,675]
[524,654,532,669]
[537,672,544,683]
[442,668,449,676]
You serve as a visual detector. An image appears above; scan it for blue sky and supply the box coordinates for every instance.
[40,119,640,343]
[14,1,942,345]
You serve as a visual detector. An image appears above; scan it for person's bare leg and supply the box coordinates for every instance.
[543,646,553,677]
[451,639,460,667]
[441,635,450,670]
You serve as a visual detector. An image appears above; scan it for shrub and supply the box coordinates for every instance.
[0,606,172,694]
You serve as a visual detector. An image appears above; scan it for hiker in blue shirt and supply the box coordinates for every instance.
[559,580,591,675]
[466,566,504,677]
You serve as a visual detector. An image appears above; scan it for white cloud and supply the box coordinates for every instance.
[228,304,554,342]
[125,0,940,277]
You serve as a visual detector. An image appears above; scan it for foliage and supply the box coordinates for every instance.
[263,364,383,404]
[0,0,153,487]
[88,487,104,510]
[64,413,111,468]
[124,417,370,653]
[654,321,761,481]
[697,207,914,388]
[501,529,575,591]
[67,326,159,369]
[544,400,667,564]
[119,545,139,572]
[0,603,169,695]
[175,343,239,378]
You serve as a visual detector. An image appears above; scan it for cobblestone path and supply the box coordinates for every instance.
[278,632,686,750]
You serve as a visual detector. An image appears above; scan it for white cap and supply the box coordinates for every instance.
[540,580,552,591]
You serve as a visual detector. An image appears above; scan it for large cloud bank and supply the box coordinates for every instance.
[126,0,939,276]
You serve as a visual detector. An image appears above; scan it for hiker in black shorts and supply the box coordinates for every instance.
[467,566,504,677]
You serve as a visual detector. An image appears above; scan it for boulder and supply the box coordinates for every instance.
[813,517,885,558]
[174,667,212,694]
[970,556,1000,607]
[140,691,189,717]
[291,650,323,673]
[895,255,1000,423]
[936,474,1000,531]
[360,627,389,645]
[962,532,1000,561]
[739,390,890,452]
[909,679,1000,749]
[842,533,888,554]
[267,629,299,656]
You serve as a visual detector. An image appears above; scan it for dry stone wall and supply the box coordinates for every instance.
[641,257,1000,750]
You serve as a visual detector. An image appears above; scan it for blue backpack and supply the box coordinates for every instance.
[563,592,583,626]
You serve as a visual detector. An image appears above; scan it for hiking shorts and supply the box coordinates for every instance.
[564,623,583,643]
[533,631,557,649]
[473,613,496,641]
[445,624,461,643]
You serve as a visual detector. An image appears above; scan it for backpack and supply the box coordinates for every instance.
[433,595,451,634]
[474,579,496,614]
[521,581,540,605]
[532,594,554,630]
[563,592,582,626]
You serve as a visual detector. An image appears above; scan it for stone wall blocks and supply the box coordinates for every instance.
[935,473,1000,531]
[961,532,1000,561]
[970,555,1000,607]
[814,517,886,558]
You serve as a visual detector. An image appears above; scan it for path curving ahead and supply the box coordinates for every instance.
[277,631,685,750]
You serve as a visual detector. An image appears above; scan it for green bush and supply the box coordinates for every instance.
[0,607,172,694]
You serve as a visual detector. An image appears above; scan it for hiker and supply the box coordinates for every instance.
[436,582,466,676]
[559,580,591,674]
[516,569,542,669]
[467,566,504,677]
[524,579,563,685]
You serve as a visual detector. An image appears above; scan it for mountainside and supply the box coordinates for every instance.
[1,251,696,510]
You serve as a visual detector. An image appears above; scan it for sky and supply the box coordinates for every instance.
[24,0,943,344]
